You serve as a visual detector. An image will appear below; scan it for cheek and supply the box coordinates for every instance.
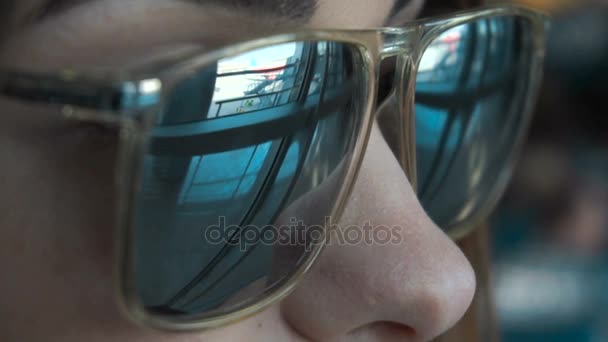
[0,100,119,314]
[0,99,308,342]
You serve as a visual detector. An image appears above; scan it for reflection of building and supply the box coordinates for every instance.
[135,41,354,313]
[414,17,530,229]
[417,25,464,78]
[210,58,297,117]
[208,43,304,118]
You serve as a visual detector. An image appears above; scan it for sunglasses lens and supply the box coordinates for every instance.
[130,41,368,320]
[415,16,537,234]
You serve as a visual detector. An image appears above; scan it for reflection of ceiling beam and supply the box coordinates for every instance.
[150,84,351,155]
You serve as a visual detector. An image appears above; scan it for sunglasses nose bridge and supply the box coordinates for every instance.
[398,55,418,188]
[376,53,417,187]
[379,28,420,59]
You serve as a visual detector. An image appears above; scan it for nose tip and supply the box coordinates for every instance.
[391,232,477,340]
[333,217,477,341]
[282,215,476,342]
[280,124,476,341]
[344,125,476,340]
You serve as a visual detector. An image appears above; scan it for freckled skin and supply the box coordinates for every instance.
[0,0,475,341]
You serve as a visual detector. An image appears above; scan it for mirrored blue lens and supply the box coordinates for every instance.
[131,41,367,318]
[415,16,536,232]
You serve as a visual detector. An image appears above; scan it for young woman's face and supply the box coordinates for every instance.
[0,0,476,341]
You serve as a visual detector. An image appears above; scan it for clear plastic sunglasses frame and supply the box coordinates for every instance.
[0,4,549,331]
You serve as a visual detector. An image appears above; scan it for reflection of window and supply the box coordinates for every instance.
[418,25,466,84]
[171,42,343,221]
[136,41,359,313]
[142,40,352,227]
[414,17,525,226]
[177,140,300,210]
[208,42,305,118]
[417,18,516,93]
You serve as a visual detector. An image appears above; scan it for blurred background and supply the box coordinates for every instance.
[489,0,608,341]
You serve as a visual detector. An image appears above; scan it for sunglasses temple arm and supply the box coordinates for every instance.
[0,70,161,114]
[0,68,354,155]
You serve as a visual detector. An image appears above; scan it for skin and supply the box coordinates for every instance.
[0,0,476,341]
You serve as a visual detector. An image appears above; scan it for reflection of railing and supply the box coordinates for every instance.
[212,63,302,118]
[212,87,296,118]
[150,81,353,155]
[216,63,297,78]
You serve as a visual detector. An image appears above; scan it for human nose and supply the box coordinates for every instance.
[280,123,476,342]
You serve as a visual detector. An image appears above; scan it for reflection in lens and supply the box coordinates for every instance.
[131,41,366,319]
[415,16,535,232]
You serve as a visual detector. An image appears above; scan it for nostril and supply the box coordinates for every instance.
[347,321,416,341]
[374,321,416,337]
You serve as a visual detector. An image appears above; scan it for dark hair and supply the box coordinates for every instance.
[420,0,484,16]
[0,2,16,40]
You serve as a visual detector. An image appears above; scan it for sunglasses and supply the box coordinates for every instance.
[0,5,548,331]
